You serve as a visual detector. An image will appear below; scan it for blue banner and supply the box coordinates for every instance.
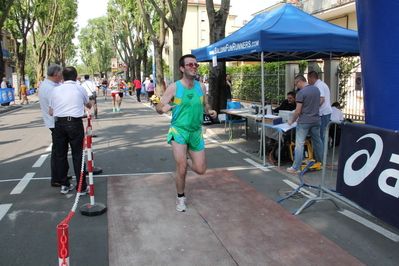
[0,88,15,104]
[337,122,399,229]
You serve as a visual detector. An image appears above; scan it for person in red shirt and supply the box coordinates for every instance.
[133,78,142,102]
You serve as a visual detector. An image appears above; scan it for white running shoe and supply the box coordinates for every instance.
[286,167,300,174]
[77,186,90,196]
[60,184,75,195]
[176,196,187,212]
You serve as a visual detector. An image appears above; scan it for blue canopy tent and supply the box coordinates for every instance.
[192,4,359,62]
[192,4,359,164]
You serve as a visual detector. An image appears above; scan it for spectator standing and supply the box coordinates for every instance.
[147,79,155,99]
[127,80,132,95]
[287,75,323,173]
[143,77,151,90]
[156,54,217,212]
[133,78,142,103]
[226,74,232,102]
[38,64,63,187]
[49,66,91,195]
[204,78,209,95]
[20,81,29,105]
[82,74,99,118]
[307,71,332,148]
[1,77,6,88]
[1,77,10,107]
[35,76,45,91]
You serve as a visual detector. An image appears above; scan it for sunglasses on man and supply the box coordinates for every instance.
[185,63,200,68]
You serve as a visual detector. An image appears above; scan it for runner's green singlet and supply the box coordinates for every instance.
[171,80,204,131]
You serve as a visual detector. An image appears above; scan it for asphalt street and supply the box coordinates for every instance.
[0,93,398,265]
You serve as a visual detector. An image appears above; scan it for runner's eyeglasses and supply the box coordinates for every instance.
[185,63,200,68]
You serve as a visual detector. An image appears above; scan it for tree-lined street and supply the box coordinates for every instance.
[0,97,399,265]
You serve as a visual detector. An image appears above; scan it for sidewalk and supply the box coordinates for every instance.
[202,117,340,190]
[107,170,364,265]
[0,92,39,115]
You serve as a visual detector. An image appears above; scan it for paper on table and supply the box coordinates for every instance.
[273,122,297,132]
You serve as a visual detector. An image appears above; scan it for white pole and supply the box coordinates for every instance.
[261,52,266,166]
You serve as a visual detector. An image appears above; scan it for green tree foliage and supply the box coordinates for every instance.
[108,0,149,81]
[137,0,167,94]
[338,56,360,109]
[146,0,187,81]
[30,0,78,80]
[78,16,113,76]
[227,62,287,104]
[4,0,37,97]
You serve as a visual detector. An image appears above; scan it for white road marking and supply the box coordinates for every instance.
[0,204,12,221]
[45,143,52,152]
[221,145,238,154]
[339,209,399,242]
[203,135,219,143]
[32,154,48,168]
[243,158,271,172]
[282,179,317,198]
[10,173,35,195]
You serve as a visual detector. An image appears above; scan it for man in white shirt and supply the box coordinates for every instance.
[38,64,63,187]
[308,71,332,149]
[1,77,7,89]
[1,77,10,107]
[82,74,98,119]
[331,102,344,122]
[49,66,92,195]
[143,77,151,90]
[329,102,344,146]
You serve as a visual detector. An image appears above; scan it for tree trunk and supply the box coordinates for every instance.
[155,44,165,95]
[209,62,227,112]
[135,59,141,81]
[172,28,183,81]
[0,42,4,78]
[206,0,230,113]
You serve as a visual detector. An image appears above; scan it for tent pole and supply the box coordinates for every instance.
[277,56,280,105]
[261,52,266,166]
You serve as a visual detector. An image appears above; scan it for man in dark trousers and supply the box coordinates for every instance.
[38,64,63,187]
[287,75,323,173]
[49,66,92,195]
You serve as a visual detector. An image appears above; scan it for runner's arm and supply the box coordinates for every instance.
[201,83,217,118]
[156,83,176,114]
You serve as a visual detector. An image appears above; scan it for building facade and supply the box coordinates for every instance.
[164,0,238,78]
[1,29,16,82]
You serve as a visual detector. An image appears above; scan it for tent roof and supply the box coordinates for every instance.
[192,4,359,62]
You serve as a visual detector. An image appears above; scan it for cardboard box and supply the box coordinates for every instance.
[261,115,282,125]
[279,110,294,123]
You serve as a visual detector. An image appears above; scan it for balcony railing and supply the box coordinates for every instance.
[300,0,355,14]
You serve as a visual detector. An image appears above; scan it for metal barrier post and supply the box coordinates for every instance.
[80,110,107,216]
[294,121,371,215]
